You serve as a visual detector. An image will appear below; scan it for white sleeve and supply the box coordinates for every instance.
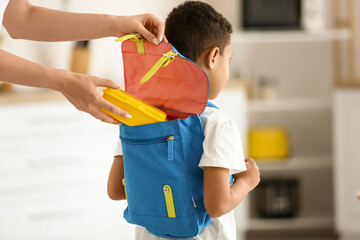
[198,117,247,175]
[114,138,123,156]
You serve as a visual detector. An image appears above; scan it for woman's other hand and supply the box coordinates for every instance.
[59,71,131,124]
[115,14,167,45]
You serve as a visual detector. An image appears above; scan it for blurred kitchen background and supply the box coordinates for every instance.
[0,0,359,240]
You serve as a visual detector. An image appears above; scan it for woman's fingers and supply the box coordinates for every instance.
[94,77,120,89]
[151,14,165,43]
[92,77,132,123]
[91,109,122,124]
[136,13,165,44]
[137,23,159,44]
[98,97,132,119]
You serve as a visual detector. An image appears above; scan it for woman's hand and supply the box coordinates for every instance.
[115,14,167,44]
[59,71,131,124]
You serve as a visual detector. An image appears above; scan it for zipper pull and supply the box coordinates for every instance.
[192,197,197,208]
[122,178,128,199]
[167,136,174,161]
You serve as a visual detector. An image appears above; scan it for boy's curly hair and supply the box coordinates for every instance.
[165,1,233,62]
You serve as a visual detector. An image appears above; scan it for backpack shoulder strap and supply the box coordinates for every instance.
[206,101,219,109]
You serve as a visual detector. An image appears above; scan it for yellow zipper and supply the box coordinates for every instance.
[163,185,176,218]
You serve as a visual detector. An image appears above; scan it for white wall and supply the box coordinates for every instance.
[231,41,333,99]
[221,0,335,99]
[356,0,360,79]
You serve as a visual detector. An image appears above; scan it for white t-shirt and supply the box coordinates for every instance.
[0,0,9,30]
[114,106,247,240]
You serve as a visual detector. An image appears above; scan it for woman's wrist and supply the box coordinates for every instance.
[110,15,126,38]
[97,14,120,38]
[47,67,73,92]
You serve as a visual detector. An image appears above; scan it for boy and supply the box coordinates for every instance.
[107,1,260,240]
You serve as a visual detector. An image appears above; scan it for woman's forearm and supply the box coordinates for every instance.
[0,48,129,124]
[0,49,65,90]
[4,0,118,41]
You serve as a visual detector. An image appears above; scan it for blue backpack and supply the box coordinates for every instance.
[117,34,214,238]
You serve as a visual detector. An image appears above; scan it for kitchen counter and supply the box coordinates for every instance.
[0,89,65,105]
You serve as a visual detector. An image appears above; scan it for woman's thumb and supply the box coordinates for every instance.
[137,25,161,45]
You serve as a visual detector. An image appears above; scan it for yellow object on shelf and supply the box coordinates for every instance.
[248,127,290,160]
[102,88,167,126]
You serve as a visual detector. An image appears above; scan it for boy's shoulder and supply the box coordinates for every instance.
[200,106,237,130]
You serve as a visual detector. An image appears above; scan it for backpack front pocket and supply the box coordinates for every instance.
[121,135,193,218]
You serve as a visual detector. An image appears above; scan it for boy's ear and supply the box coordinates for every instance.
[205,47,220,70]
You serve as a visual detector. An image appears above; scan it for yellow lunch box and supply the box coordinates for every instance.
[248,127,290,160]
[102,88,167,126]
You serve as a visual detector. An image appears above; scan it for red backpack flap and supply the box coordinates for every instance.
[121,39,209,119]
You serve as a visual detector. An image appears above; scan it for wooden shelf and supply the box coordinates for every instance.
[248,216,334,231]
[234,28,350,44]
[248,98,331,113]
[255,156,332,173]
